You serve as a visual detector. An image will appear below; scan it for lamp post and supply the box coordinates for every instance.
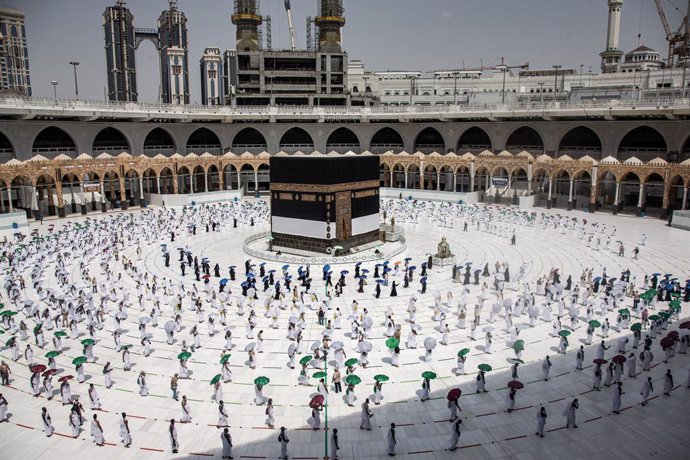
[537,82,545,107]
[409,76,416,106]
[453,72,459,105]
[51,80,58,103]
[69,61,80,100]
[579,64,584,86]
[552,65,561,103]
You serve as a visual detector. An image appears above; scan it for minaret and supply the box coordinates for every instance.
[232,0,262,51]
[316,0,345,53]
[158,0,189,105]
[600,0,624,73]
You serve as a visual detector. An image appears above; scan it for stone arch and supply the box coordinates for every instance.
[82,171,101,212]
[414,127,445,154]
[380,163,391,187]
[123,169,141,205]
[32,126,77,158]
[257,163,270,192]
[617,126,667,161]
[423,164,438,189]
[406,164,421,189]
[392,163,406,188]
[92,127,131,155]
[207,164,220,191]
[35,174,57,216]
[678,134,690,162]
[669,175,686,210]
[0,129,15,161]
[186,127,222,154]
[177,166,192,194]
[558,126,602,159]
[439,165,454,191]
[505,126,544,154]
[279,127,314,153]
[326,127,360,153]
[159,167,174,194]
[192,165,206,193]
[454,164,472,192]
[143,127,176,156]
[10,175,33,215]
[232,128,267,154]
[142,168,158,194]
[370,127,404,154]
[511,167,529,194]
[457,126,492,153]
[474,166,490,192]
[223,164,239,190]
[103,170,121,208]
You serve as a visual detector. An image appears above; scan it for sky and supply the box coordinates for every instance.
[6,0,683,103]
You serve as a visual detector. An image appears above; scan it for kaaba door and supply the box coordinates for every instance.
[335,191,352,241]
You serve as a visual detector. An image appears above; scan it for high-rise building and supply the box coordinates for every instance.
[0,6,31,96]
[200,47,223,105]
[158,0,189,105]
[103,1,137,101]
[232,0,262,52]
[316,0,345,53]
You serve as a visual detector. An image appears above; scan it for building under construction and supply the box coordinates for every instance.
[224,0,348,106]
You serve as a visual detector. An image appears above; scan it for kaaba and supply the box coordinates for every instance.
[270,156,380,255]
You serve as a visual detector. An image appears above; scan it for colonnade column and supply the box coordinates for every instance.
[682,187,689,210]
[436,173,441,191]
[389,170,393,188]
[254,170,259,194]
[547,178,553,209]
[119,177,128,211]
[452,172,457,192]
[80,182,88,215]
[100,180,107,213]
[139,176,146,207]
[470,173,475,192]
[527,162,533,193]
[419,160,425,190]
[636,183,644,217]
[589,164,598,214]
[31,185,39,219]
[613,181,621,215]
[204,173,208,193]
[404,169,408,189]
[661,180,671,220]
[567,179,574,211]
[6,185,12,212]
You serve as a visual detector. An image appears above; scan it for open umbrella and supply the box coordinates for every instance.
[612,355,627,364]
[679,321,690,329]
[178,352,192,360]
[667,331,679,340]
[589,320,601,328]
[385,338,400,349]
[421,371,437,380]
[331,341,344,351]
[309,395,325,409]
[42,369,57,377]
[30,364,47,374]
[374,374,389,382]
[344,358,358,367]
[81,339,95,346]
[58,375,73,383]
[210,374,222,385]
[299,356,313,366]
[345,375,361,385]
[45,351,60,359]
[660,337,673,348]
[558,330,571,337]
[508,380,524,389]
[120,344,133,350]
[593,358,607,365]
[457,348,471,357]
[72,356,87,366]
[630,323,642,331]
[510,358,525,364]
[54,331,67,338]
[478,364,492,372]
[254,376,270,386]
[0,311,17,317]
[648,315,661,322]
[358,341,373,353]
[164,320,176,334]
[512,340,525,352]
[310,341,321,352]
[424,337,437,350]
[220,354,231,364]
[618,308,630,317]
[482,326,494,333]
[139,317,152,325]
[313,371,327,379]
[245,342,256,352]
[447,388,462,401]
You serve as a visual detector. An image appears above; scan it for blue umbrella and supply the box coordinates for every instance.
[241,281,249,287]
[228,265,236,269]
[593,277,602,283]
[409,266,417,271]
[421,262,427,268]
[652,273,661,276]
[362,269,369,273]
[376,279,385,284]
[383,261,390,266]
[259,262,266,266]
[359,275,368,279]
[220,278,229,284]
[323,264,331,273]
[160,243,167,247]
[404,257,412,262]
[262,276,269,282]
[282,265,289,270]
[202,257,209,261]
[375,264,383,268]
[384,267,392,273]
[355,262,362,267]
[268,269,276,274]
[341,270,349,275]
[420,276,428,283]
[284,275,292,280]
[665,274,672,277]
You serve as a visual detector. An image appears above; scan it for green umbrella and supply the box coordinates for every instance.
[344,358,358,367]
[54,331,67,338]
[299,355,313,366]
[588,320,601,328]
[457,348,471,357]
[385,337,399,349]
[618,309,630,317]
[72,356,87,366]
[178,352,192,360]
[33,324,43,333]
[0,303,4,309]
[478,364,492,372]
[670,292,681,298]
[254,376,270,386]
[510,358,525,364]
[0,311,16,317]
[120,344,133,350]
[512,340,525,352]
[670,303,681,312]
[345,374,361,385]
[670,300,681,309]
[630,323,642,332]
[0,329,4,335]
[45,351,60,359]
[81,339,95,346]
[220,354,231,364]
[659,311,670,320]
[558,330,571,337]
[210,374,222,385]
[421,371,437,380]
[648,315,661,321]
[5,337,16,346]
[374,374,389,382]
[313,371,327,379]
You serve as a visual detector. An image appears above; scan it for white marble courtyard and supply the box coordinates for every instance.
[0,199,688,460]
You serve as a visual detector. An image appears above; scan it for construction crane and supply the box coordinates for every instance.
[654,0,689,67]
[284,0,296,51]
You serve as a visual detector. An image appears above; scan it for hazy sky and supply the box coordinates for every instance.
[7,0,681,103]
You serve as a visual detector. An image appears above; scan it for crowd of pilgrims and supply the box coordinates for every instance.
[0,198,687,457]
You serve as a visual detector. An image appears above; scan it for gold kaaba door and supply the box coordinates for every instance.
[335,191,352,241]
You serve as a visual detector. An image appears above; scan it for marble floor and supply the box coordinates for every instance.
[0,200,688,460]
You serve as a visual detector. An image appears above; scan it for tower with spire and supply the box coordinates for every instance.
[600,0,624,73]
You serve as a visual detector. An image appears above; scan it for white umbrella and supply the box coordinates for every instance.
[332,341,344,350]
[411,323,422,333]
[244,342,256,352]
[482,326,495,333]
[492,303,502,313]
[424,337,437,350]
[363,317,373,329]
[358,341,373,353]
[495,273,505,281]
[503,299,512,308]
[310,341,321,351]
[224,326,234,331]
[288,343,296,355]
[164,320,176,334]
[139,317,151,325]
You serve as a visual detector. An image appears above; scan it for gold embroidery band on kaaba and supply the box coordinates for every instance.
[270,180,380,193]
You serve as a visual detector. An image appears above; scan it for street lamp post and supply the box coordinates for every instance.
[453,72,459,105]
[579,64,584,86]
[496,64,508,104]
[51,80,58,103]
[552,65,561,103]
[69,61,80,100]
[537,82,545,107]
